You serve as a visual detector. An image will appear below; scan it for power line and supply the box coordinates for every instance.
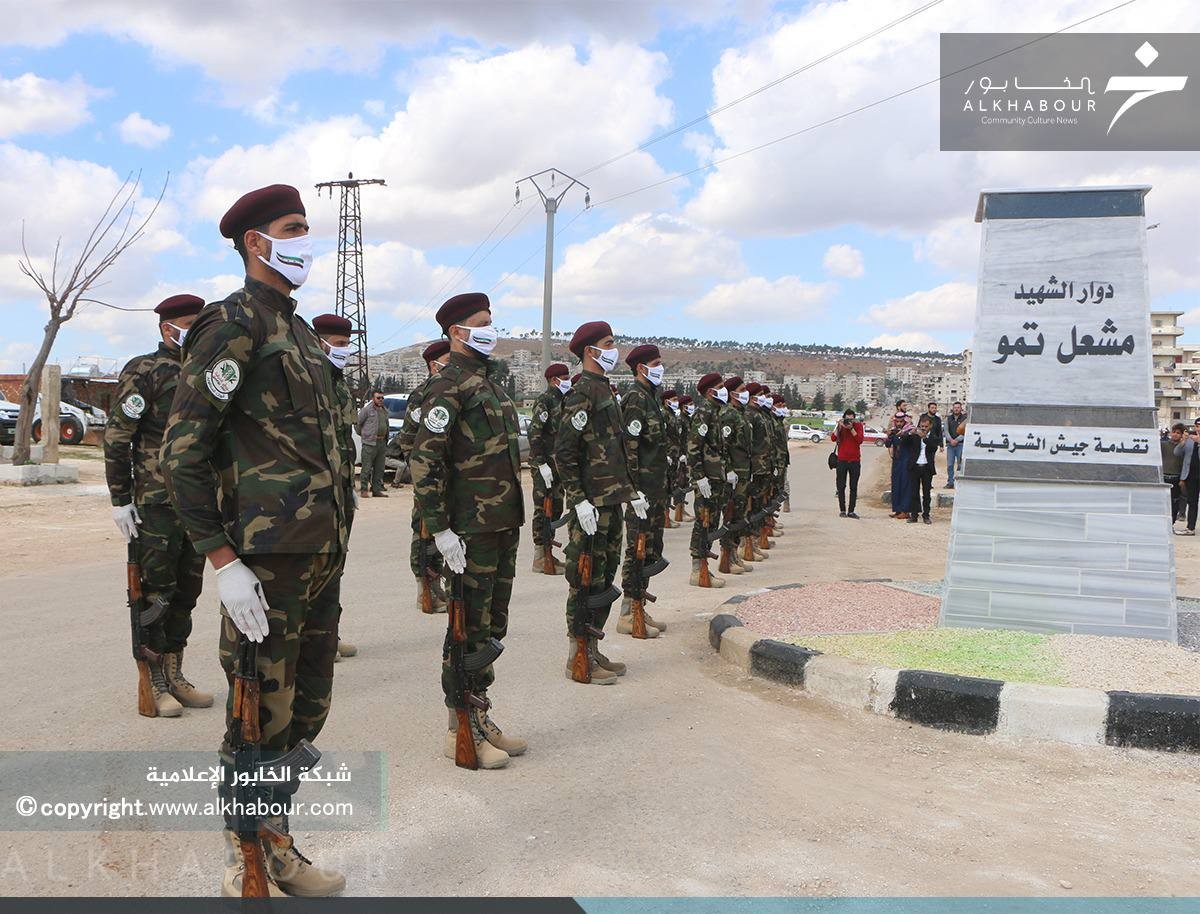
[487,207,587,295]
[588,0,1141,209]
[575,0,947,179]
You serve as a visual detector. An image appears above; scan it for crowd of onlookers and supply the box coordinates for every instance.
[1160,420,1200,535]
[829,399,966,524]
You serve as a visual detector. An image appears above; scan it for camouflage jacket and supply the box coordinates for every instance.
[620,379,668,500]
[527,385,565,472]
[686,397,726,486]
[104,342,182,508]
[409,350,524,534]
[719,402,752,478]
[662,406,681,466]
[161,278,351,555]
[773,414,790,469]
[746,406,772,480]
[329,365,357,526]
[396,372,435,463]
[554,369,636,509]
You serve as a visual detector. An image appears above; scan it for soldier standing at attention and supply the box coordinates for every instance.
[408,292,526,769]
[312,313,362,660]
[161,184,348,897]
[676,394,695,522]
[528,362,571,574]
[716,377,752,577]
[741,382,772,564]
[660,388,680,529]
[617,345,669,638]
[687,373,728,588]
[105,294,212,718]
[397,340,451,612]
[555,322,647,683]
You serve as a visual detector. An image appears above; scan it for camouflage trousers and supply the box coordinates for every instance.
[721,480,750,550]
[408,503,444,579]
[441,528,518,707]
[747,475,771,535]
[136,503,204,654]
[689,489,722,559]
[219,551,344,753]
[564,503,623,634]
[620,500,666,597]
[530,476,564,547]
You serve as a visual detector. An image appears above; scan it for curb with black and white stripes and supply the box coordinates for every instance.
[710,589,1200,754]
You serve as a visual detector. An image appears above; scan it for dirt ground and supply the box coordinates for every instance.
[0,444,1198,897]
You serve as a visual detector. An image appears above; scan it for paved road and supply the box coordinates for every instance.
[1,446,1197,896]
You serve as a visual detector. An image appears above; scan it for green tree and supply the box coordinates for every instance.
[811,390,826,411]
[854,399,868,416]
[831,391,845,411]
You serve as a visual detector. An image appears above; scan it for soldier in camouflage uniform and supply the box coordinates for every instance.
[617,345,670,637]
[397,340,451,612]
[741,382,772,563]
[312,313,362,659]
[660,389,680,529]
[676,394,695,522]
[555,321,646,684]
[161,184,347,897]
[769,393,791,530]
[715,377,753,577]
[408,292,526,770]
[527,362,570,574]
[105,294,211,718]
[687,374,729,588]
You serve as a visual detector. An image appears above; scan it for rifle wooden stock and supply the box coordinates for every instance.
[571,548,594,683]
[135,660,156,718]
[674,502,684,522]
[127,551,160,718]
[541,495,557,575]
[239,836,270,898]
[758,525,772,549]
[454,707,477,770]
[236,671,261,745]
[447,576,479,769]
[418,520,435,614]
[630,530,649,639]
[743,497,756,561]
[232,637,270,898]
[698,506,713,587]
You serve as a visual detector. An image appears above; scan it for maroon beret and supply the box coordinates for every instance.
[697,372,722,393]
[568,320,613,359]
[772,394,786,405]
[745,382,762,396]
[154,294,204,321]
[723,376,744,391]
[661,388,678,402]
[436,292,490,333]
[570,373,582,384]
[422,340,450,363]
[679,394,693,405]
[311,313,354,336]
[759,385,771,396]
[544,362,569,380]
[624,343,660,368]
[220,184,306,240]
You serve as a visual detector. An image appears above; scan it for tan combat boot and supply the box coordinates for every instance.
[753,542,769,561]
[162,650,213,708]
[643,609,667,632]
[688,557,726,588]
[591,638,627,676]
[264,818,347,896]
[444,708,511,768]
[616,596,661,638]
[336,639,357,658]
[149,659,183,717]
[531,553,565,575]
[221,829,287,897]
[733,550,754,574]
[473,702,527,756]
[564,638,618,684]
[723,547,745,574]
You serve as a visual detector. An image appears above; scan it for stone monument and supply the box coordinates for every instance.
[940,185,1177,642]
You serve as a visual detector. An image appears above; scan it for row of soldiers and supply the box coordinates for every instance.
[101,182,793,897]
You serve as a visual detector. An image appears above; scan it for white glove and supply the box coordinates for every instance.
[574,500,599,535]
[666,455,673,466]
[726,471,738,485]
[538,463,553,488]
[433,528,467,574]
[630,491,649,520]
[215,559,271,642]
[697,477,712,499]
[112,504,141,541]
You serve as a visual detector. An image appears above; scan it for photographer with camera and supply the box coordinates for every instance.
[831,408,865,518]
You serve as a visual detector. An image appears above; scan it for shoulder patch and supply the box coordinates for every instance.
[627,419,642,436]
[204,358,241,401]
[698,422,709,437]
[539,410,548,422]
[722,425,732,438]
[408,406,422,425]
[571,409,588,431]
[121,394,146,419]
[424,405,450,433]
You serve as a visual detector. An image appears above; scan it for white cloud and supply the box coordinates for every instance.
[117,112,171,148]
[822,243,864,279]
[867,331,948,352]
[184,42,677,248]
[0,72,98,138]
[686,275,836,321]
[0,341,36,373]
[863,281,975,331]
[494,212,744,319]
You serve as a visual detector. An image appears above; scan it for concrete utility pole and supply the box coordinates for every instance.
[514,169,590,371]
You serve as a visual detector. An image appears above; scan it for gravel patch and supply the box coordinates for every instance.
[1051,633,1200,695]
[735,582,940,638]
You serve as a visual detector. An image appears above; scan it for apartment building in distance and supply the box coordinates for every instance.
[1151,311,1200,425]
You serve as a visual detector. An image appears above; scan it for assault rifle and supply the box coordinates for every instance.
[539,496,571,575]
[417,519,444,614]
[628,516,669,638]
[569,532,621,683]
[447,572,504,769]
[127,541,167,718]
[228,636,321,897]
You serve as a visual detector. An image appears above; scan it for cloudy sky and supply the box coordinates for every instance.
[1,0,1197,373]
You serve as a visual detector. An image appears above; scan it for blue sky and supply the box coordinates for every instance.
[1,0,1197,374]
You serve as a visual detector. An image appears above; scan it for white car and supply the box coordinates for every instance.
[788,423,825,443]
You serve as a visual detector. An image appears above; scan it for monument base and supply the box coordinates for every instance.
[940,477,1177,642]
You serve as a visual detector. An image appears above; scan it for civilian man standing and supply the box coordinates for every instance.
[901,415,938,525]
[944,401,967,489]
[831,407,864,518]
[356,390,390,497]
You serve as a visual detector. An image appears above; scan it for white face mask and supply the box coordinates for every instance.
[757,395,770,407]
[455,323,498,357]
[589,345,620,374]
[643,364,665,386]
[686,405,696,416]
[256,232,313,288]
[429,360,446,374]
[736,390,749,405]
[165,322,188,349]
[775,407,787,417]
[322,341,352,370]
[556,379,572,394]
[668,401,679,413]
[714,387,729,404]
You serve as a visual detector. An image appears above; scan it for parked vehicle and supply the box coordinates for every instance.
[0,392,98,446]
[787,423,824,443]
[862,425,888,445]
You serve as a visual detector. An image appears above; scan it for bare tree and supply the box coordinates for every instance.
[11,173,167,466]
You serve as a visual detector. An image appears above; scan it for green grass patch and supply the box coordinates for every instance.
[788,628,1068,686]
